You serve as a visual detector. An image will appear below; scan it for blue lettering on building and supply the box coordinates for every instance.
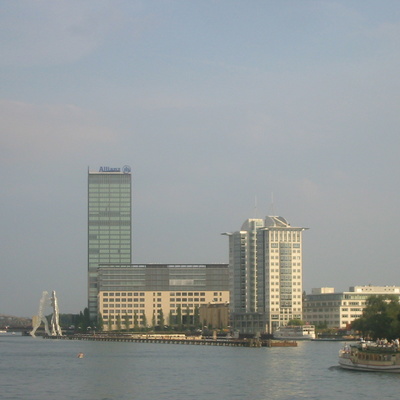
[98,165,131,173]
[99,166,121,172]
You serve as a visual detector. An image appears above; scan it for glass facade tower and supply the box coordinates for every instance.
[88,167,132,320]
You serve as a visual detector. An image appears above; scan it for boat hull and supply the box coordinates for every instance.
[339,357,400,372]
[273,335,314,340]
[273,325,316,341]
[339,344,400,373]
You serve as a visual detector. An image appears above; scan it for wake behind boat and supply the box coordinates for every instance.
[339,341,400,372]
[273,325,315,340]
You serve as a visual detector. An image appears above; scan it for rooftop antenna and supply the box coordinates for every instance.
[270,192,276,216]
[254,195,258,218]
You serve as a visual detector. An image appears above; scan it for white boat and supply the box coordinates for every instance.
[339,342,400,372]
[273,325,315,340]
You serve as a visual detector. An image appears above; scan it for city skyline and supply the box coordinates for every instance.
[1,1,400,317]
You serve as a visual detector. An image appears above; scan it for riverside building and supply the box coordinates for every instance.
[88,166,132,320]
[97,263,229,330]
[303,286,400,329]
[223,216,307,335]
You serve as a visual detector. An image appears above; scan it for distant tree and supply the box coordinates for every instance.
[185,307,191,328]
[97,313,104,331]
[84,308,90,324]
[352,295,400,340]
[168,310,174,327]
[123,313,130,331]
[288,319,305,326]
[133,312,139,330]
[142,313,147,329]
[159,309,165,330]
[116,314,122,331]
[176,305,182,329]
[152,312,156,329]
[316,321,328,330]
[76,311,84,332]
[76,308,91,332]
[107,316,112,332]
[193,306,200,328]
[59,313,77,328]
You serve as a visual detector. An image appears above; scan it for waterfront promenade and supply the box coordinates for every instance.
[44,334,297,348]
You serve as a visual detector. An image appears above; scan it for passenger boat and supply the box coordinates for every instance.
[273,325,315,340]
[339,342,400,372]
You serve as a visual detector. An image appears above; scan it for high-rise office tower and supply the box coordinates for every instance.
[224,216,307,334]
[88,166,132,320]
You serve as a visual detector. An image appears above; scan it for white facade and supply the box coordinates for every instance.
[304,286,400,329]
[224,216,307,334]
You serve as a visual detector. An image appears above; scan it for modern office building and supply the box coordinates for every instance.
[97,263,229,330]
[223,216,307,334]
[303,286,400,329]
[88,166,132,320]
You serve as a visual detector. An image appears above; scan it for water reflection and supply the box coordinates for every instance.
[1,337,400,400]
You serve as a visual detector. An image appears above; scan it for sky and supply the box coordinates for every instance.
[1,0,400,317]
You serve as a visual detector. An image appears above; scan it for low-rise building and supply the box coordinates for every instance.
[97,263,229,330]
[303,286,400,329]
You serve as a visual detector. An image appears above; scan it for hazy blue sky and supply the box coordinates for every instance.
[1,1,400,317]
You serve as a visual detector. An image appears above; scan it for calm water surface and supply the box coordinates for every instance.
[1,334,400,400]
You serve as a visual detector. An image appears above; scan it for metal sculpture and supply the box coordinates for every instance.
[50,290,62,336]
[30,290,62,337]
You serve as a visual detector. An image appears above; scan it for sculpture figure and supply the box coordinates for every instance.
[50,290,62,336]
[30,290,62,337]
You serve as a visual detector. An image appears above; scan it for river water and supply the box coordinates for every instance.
[1,334,399,400]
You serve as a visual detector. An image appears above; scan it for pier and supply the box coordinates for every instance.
[44,334,297,348]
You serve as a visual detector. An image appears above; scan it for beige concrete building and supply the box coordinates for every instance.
[303,286,400,329]
[97,264,229,330]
